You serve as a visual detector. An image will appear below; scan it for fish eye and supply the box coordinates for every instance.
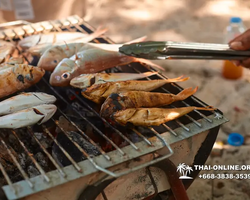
[53,60,58,64]
[62,72,70,79]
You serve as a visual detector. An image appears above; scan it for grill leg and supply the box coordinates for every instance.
[152,159,189,200]
[77,178,116,200]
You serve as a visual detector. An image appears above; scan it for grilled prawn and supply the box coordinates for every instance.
[50,48,165,87]
[100,87,198,118]
[81,76,189,104]
[0,64,45,99]
[19,27,107,51]
[0,104,57,129]
[70,72,158,89]
[113,106,215,126]
[37,36,147,71]
[0,92,56,115]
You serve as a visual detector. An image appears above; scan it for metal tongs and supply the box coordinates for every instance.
[118,41,250,60]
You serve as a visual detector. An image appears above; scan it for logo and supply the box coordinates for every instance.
[177,163,193,179]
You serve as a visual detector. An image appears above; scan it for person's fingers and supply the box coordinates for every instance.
[229,29,250,50]
[240,58,250,69]
[231,60,241,66]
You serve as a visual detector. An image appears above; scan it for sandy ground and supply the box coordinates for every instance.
[83,0,250,199]
[1,0,250,199]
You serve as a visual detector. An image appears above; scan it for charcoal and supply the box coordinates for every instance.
[35,152,48,169]
[56,116,78,133]
[52,131,100,167]
[27,165,40,178]
[71,102,96,117]
[56,115,106,143]
[31,132,52,149]
[0,144,18,173]
[18,153,27,169]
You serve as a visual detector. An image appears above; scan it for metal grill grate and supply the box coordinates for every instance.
[0,15,228,200]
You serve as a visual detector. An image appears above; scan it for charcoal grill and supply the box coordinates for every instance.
[0,15,228,200]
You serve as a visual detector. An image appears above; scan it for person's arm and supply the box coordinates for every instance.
[229,29,250,68]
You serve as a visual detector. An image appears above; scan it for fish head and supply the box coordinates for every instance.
[70,74,96,89]
[31,92,57,104]
[13,64,45,84]
[32,104,57,124]
[38,46,67,71]
[49,58,75,87]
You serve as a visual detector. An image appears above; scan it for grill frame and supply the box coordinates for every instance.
[0,15,228,200]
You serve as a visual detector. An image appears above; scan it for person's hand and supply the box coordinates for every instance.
[229,29,250,68]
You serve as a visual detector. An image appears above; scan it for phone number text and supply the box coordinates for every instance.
[199,174,250,179]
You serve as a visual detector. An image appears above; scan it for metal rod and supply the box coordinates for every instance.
[0,137,34,188]
[32,82,111,160]
[174,120,190,132]
[0,160,16,194]
[56,107,111,160]
[69,89,139,151]
[39,78,127,155]
[162,124,178,136]
[26,126,66,178]
[149,127,169,147]
[132,129,152,145]
[11,130,50,183]
[53,119,123,177]
[41,125,82,172]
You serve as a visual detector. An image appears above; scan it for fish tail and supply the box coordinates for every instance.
[165,75,190,83]
[92,26,108,38]
[194,106,216,111]
[175,86,198,101]
[133,58,165,71]
[124,36,147,44]
[140,71,158,78]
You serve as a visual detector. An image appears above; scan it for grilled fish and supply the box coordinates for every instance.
[0,40,15,63]
[81,76,189,104]
[19,27,107,51]
[100,87,198,118]
[70,72,158,89]
[50,48,165,87]
[0,92,56,115]
[0,57,24,71]
[113,106,216,126]
[0,64,45,99]
[0,104,57,129]
[37,36,147,71]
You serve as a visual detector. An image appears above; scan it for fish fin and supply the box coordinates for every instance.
[194,106,216,111]
[91,26,108,39]
[52,33,57,44]
[176,86,198,101]
[134,58,165,71]
[124,36,147,44]
[74,47,79,61]
[165,75,190,83]
[63,41,69,50]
